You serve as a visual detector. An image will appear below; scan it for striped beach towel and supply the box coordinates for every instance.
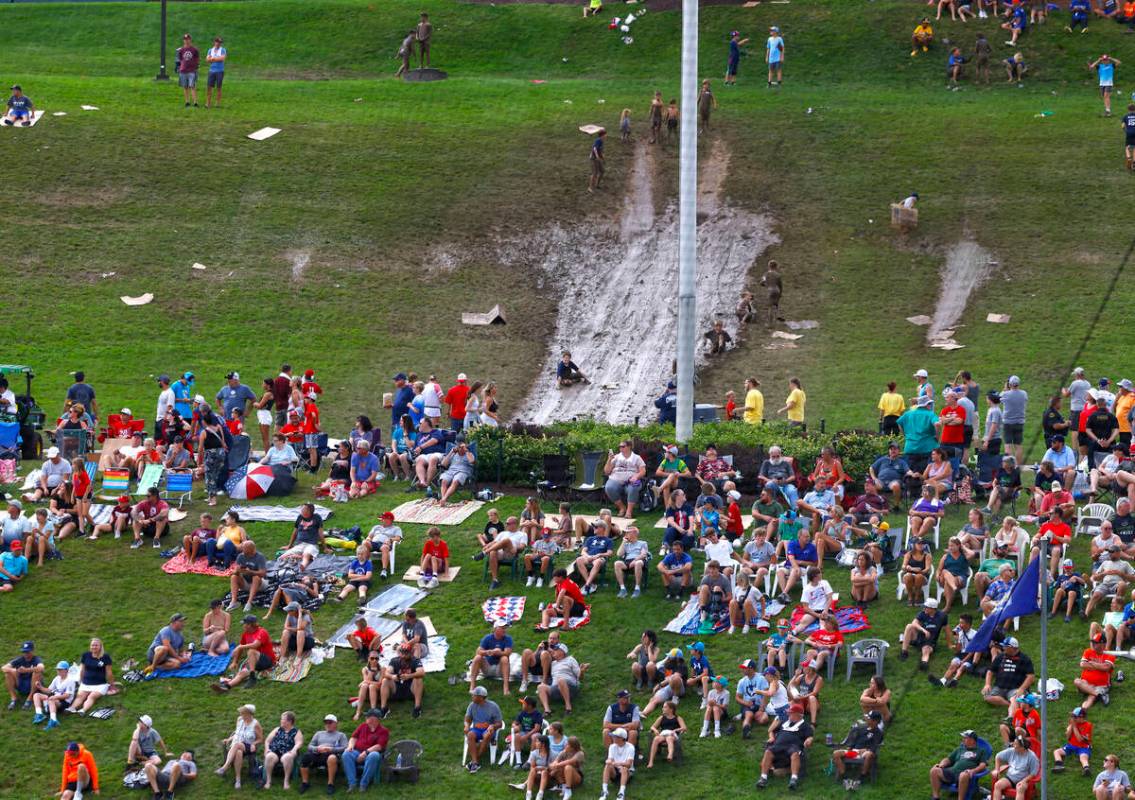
[483,596,526,626]
[268,655,312,683]
[102,468,131,493]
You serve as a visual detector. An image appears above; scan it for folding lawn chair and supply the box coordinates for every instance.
[101,468,131,495]
[0,420,20,463]
[163,471,193,509]
[133,463,164,496]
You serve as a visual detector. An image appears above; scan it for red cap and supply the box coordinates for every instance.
[118,495,130,504]
[788,703,805,714]
[304,369,315,378]
[381,511,395,521]
[9,541,22,551]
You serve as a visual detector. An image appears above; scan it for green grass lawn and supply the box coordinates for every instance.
[4,0,1135,796]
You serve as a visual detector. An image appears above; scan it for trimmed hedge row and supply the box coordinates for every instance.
[466,420,893,491]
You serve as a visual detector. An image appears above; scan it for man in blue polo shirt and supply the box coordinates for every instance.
[467,624,513,697]
[658,541,693,600]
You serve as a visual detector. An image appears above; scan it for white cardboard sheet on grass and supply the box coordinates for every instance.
[906,315,932,326]
[80,105,99,111]
[2,110,45,127]
[120,293,154,306]
[247,127,281,141]
[191,262,207,271]
[986,313,1011,324]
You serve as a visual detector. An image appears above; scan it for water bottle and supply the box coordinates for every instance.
[396,752,403,769]
[825,733,833,746]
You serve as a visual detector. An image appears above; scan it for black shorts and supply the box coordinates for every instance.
[986,438,1002,456]
[569,601,587,618]
[349,579,372,590]
[301,752,334,769]
[911,633,941,649]
[1002,423,1024,445]
[207,71,225,88]
[391,680,415,701]
[726,60,738,76]
[963,426,974,447]
[253,652,274,672]
[283,632,314,654]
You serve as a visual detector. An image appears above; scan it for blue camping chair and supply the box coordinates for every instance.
[942,737,992,799]
[163,471,193,509]
[0,421,20,463]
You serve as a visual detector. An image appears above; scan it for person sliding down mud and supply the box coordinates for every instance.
[557,351,589,388]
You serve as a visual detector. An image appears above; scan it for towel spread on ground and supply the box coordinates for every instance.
[362,584,428,616]
[391,499,484,526]
[268,654,312,683]
[663,595,786,635]
[482,596,526,626]
[377,634,447,672]
[789,604,870,635]
[402,565,461,583]
[88,503,114,527]
[144,651,230,680]
[653,515,753,530]
[161,551,238,577]
[267,553,354,577]
[535,606,591,631]
[226,504,333,523]
[328,616,402,649]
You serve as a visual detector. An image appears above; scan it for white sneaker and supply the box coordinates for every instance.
[714,729,721,738]
[520,681,529,693]
[727,626,736,635]
[535,578,544,588]
[742,624,750,635]
[979,10,987,17]
[617,792,625,800]
[535,793,544,800]
[699,728,709,738]
[563,788,572,800]
[599,792,609,800]
[700,698,707,709]
[527,792,534,800]
[380,569,388,578]
[526,577,535,587]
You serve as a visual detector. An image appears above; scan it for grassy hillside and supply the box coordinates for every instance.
[2,2,1135,797]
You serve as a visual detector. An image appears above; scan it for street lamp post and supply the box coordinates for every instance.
[155,0,170,81]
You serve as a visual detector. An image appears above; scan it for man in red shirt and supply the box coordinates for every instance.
[302,400,322,470]
[420,526,449,578]
[540,568,590,629]
[1038,484,1076,524]
[343,709,389,790]
[214,614,276,691]
[444,374,470,432]
[1074,633,1116,709]
[279,409,304,444]
[346,616,380,661]
[1034,507,1073,575]
[301,369,323,401]
[998,692,1042,758]
[131,488,170,550]
[272,365,293,427]
[936,391,966,461]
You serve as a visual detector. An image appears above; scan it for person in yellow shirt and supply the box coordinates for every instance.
[779,378,806,426]
[743,377,765,425]
[878,381,906,436]
[1116,379,1135,448]
[912,18,934,57]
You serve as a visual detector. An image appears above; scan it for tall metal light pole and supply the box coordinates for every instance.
[155,0,170,81]
[674,0,698,443]
[1038,536,1050,800]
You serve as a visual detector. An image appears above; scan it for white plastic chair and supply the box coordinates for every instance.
[936,566,974,607]
[1076,503,1116,537]
[462,726,501,768]
[896,564,935,603]
[983,528,1030,573]
[904,517,941,550]
[499,720,549,767]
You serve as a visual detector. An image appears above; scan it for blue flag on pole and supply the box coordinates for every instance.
[965,555,1041,654]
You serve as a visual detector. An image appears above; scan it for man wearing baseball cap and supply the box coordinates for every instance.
[982,636,1036,709]
[301,369,322,400]
[59,741,98,800]
[444,374,470,432]
[1076,632,1117,709]
[212,615,275,692]
[602,689,642,748]
[599,727,634,800]
[832,711,885,790]
[299,714,348,793]
[1,497,30,551]
[127,713,173,768]
[0,539,27,592]
[464,685,503,773]
[144,613,191,674]
[929,730,991,800]
[1000,376,1029,465]
[215,372,256,422]
[735,659,767,737]
[757,702,812,790]
[3,640,43,708]
[900,596,947,671]
[896,393,939,472]
[23,445,71,503]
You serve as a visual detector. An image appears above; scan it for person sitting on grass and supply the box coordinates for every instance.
[280,601,314,657]
[144,613,192,675]
[859,675,892,723]
[1051,558,1087,622]
[1094,754,1134,800]
[1075,632,1117,710]
[215,703,263,790]
[354,649,383,721]
[143,750,196,799]
[260,432,299,470]
[336,546,373,605]
[262,574,320,621]
[469,623,514,697]
[345,615,380,663]
[522,732,553,800]
[31,660,76,730]
[58,741,98,800]
[201,599,230,657]
[993,736,1042,800]
[642,648,687,716]
[127,713,173,768]
[613,526,649,598]
[930,729,991,800]
[646,701,686,768]
[901,597,948,671]
[626,630,659,691]
[4,639,45,711]
[131,487,170,550]
[849,551,879,606]
[212,615,275,693]
[362,511,401,579]
[421,525,449,581]
[775,528,817,604]
[70,637,113,715]
[685,641,714,705]
[657,541,694,601]
[510,694,545,759]
[832,711,885,791]
[599,727,634,800]
[574,520,615,595]
[537,645,586,717]
[380,642,425,717]
[342,708,389,792]
[787,661,822,726]
[89,494,131,542]
[728,572,766,635]
[437,436,476,505]
[0,539,28,592]
[602,688,642,749]
[22,445,70,504]
[464,686,504,774]
[735,659,767,737]
[1052,706,1093,777]
[931,613,978,688]
[2,83,35,126]
[756,702,813,791]
[261,712,304,794]
[547,735,585,800]
[982,636,1035,709]
[205,511,245,570]
[483,516,527,590]
[299,714,348,793]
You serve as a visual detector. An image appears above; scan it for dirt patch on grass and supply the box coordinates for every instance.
[927,238,994,343]
[36,186,130,208]
[284,249,312,281]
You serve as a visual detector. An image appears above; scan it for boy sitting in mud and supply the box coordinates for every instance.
[557,351,589,388]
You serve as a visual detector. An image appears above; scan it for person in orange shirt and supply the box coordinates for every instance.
[60,741,98,799]
[1115,379,1135,449]
[302,400,321,471]
[1051,706,1093,775]
[1074,633,1116,710]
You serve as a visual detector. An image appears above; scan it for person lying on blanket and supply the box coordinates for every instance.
[212,615,276,693]
[144,612,193,674]
[540,569,590,630]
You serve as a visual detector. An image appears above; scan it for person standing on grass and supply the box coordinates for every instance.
[665,98,679,145]
[765,26,784,86]
[974,33,992,84]
[205,37,226,108]
[760,260,782,323]
[396,28,416,77]
[1121,104,1135,170]
[416,12,432,68]
[1090,55,1122,117]
[176,33,200,107]
[725,31,748,86]
[698,80,716,133]
[649,91,663,143]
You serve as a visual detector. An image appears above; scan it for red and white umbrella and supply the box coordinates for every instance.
[224,464,278,500]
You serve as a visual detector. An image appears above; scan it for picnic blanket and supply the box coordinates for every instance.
[403,565,461,583]
[268,654,312,683]
[227,504,333,523]
[548,513,635,530]
[19,469,41,491]
[144,651,230,681]
[663,595,785,636]
[380,634,447,673]
[328,616,401,649]
[161,551,237,577]
[482,596,526,626]
[88,503,115,527]
[391,498,484,526]
[788,604,870,635]
[362,584,428,616]
[535,606,591,631]
[267,553,353,576]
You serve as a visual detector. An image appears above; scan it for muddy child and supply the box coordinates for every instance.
[649,91,663,144]
[620,108,632,142]
[588,128,606,193]
[698,80,717,132]
[665,99,679,144]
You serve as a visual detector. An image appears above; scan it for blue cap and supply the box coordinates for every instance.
[183,371,194,380]
[667,381,676,389]
[763,666,779,675]
[690,641,705,652]
[393,372,408,381]
[20,641,34,652]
